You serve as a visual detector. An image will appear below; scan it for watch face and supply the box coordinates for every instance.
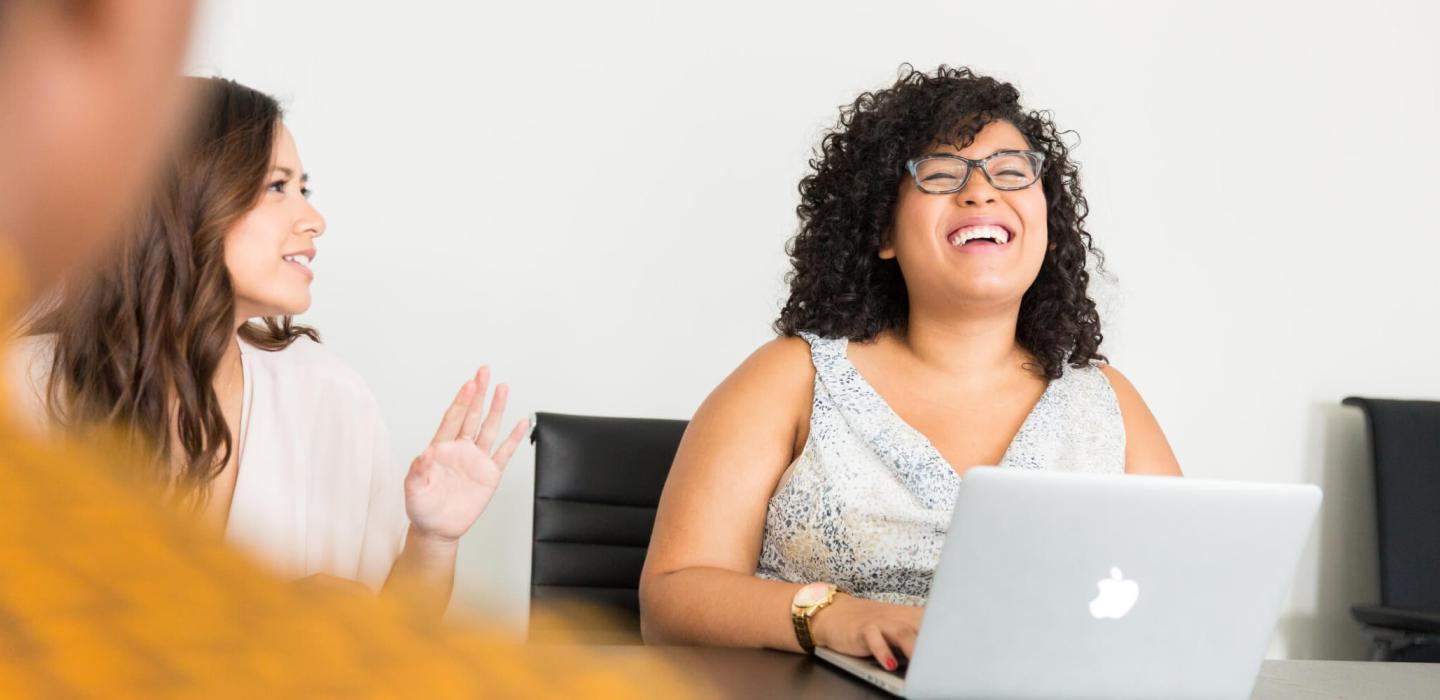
[794,582,831,607]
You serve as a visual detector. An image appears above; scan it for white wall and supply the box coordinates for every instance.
[189,0,1440,658]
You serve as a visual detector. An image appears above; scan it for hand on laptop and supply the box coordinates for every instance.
[810,593,922,671]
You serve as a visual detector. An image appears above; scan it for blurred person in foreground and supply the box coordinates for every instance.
[0,1,687,696]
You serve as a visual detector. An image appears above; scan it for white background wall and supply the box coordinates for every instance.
[189,0,1440,659]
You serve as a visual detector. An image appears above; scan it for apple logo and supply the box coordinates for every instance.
[1088,567,1139,619]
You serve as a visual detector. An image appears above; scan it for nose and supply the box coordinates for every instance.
[296,197,326,239]
[956,168,999,206]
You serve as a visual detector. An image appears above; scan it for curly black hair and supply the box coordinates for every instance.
[775,65,1106,379]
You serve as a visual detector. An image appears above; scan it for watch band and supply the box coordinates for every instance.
[792,609,818,653]
[791,583,837,654]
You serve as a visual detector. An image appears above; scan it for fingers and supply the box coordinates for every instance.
[892,626,918,662]
[432,366,522,456]
[490,418,530,470]
[862,626,898,671]
[473,383,509,452]
[861,620,917,672]
[431,380,475,445]
[899,606,923,659]
[457,366,491,442]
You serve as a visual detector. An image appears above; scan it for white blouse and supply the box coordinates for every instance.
[5,334,410,591]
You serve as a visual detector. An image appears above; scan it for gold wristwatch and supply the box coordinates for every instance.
[790,582,837,653]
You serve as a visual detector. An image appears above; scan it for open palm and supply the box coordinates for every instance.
[404,367,528,542]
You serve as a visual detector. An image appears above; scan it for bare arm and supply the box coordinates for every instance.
[639,338,923,668]
[1100,365,1183,476]
[382,526,473,620]
[384,368,527,619]
[639,337,816,650]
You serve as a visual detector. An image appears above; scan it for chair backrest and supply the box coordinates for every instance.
[528,411,688,643]
[1343,397,1440,612]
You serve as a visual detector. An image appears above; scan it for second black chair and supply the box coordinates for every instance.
[1343,396,1440,662]
[528,411,688,643]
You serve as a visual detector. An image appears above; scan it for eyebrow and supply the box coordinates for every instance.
[271,166,310,182]
[927,147,1028,158]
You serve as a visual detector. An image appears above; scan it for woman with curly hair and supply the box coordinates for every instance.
[640,65,1181,668]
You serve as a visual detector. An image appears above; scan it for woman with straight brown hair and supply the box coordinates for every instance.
[7,76,522,613]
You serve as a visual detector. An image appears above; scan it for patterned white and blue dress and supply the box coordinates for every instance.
[755,333,1126,605]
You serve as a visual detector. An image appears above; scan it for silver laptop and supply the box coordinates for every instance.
[816,467,1321,699]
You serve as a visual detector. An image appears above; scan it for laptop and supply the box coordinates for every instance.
[816,467,1321,699]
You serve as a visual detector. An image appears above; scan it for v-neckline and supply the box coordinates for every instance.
[832,337,1056,482]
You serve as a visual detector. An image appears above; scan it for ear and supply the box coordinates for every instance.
[878,229,897,260]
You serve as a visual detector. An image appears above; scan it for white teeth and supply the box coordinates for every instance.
[283,254,311,268]
[949,225,1010,246]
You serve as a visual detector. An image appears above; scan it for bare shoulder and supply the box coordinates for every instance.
[697,335,813,428]
[1096,364,1182,476]
[1097,364,1141,402]
[647,336,815,579]
[719,335,814,396]
[679,335,815,471]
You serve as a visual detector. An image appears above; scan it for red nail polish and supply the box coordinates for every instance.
[885,658,897,671]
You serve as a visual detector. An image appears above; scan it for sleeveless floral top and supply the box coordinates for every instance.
[755,334,1126,605]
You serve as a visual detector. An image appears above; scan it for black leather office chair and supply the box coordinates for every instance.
[1342,397,1440,662]
[529,411,688,644]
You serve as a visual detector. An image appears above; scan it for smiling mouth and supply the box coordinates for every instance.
[947,224,1012,247]
[282,253,313,277]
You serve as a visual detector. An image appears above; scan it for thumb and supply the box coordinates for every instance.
[407,447,436,484]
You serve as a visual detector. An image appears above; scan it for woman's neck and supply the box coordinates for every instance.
[897,301,1030,381]
[213,331,244,398]
[216,307,250,398]
[223,307,254,390]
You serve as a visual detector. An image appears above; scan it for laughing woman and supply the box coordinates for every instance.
[9,77,525,615]
[640,66,1181,668]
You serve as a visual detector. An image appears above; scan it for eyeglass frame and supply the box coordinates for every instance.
[904,149,1047,194]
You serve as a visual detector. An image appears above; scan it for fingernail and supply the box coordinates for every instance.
[885,658,896,671]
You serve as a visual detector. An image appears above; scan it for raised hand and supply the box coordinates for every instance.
[404,367,528,542]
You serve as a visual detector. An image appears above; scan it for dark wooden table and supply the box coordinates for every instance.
[555,646,1440,699]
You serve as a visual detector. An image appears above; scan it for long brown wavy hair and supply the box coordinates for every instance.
[27,77,317,502]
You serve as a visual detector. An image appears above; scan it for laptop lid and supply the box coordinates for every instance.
[903,468,1320,700]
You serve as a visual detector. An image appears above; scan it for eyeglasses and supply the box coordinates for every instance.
[905,150,1046,194]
